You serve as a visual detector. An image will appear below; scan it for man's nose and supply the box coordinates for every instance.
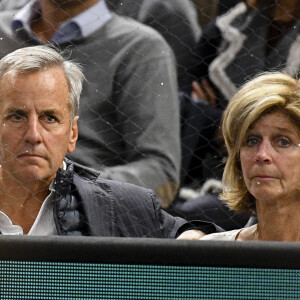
[24,117,42,144]
[255,141,272,163]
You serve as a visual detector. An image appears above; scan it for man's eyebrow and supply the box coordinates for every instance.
[3,107,27,115]
[41,109,62,116]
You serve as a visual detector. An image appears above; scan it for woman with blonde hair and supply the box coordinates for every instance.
[201,71,300,241]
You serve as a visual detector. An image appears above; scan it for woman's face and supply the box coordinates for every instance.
[240,111,300,203]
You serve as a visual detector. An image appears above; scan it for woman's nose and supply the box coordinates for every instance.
[255,141,272,163]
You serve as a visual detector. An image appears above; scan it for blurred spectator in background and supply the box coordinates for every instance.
[180,0,300,184]
[0,0,180,208]
[172,0,300,229]
[0,0,27,10]
[216,0,240,15]
[190,0,239,26]
[184,0,300,107]
[191,0,218,26]
[106,0,201,90]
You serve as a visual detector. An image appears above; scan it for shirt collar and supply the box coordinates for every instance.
[12,0,112,44]
[12,0,40,41]
[49,160,67,192]
[0,160,67,235]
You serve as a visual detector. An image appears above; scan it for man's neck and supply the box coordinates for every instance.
[0,172,51,234]
[31,0,100,42]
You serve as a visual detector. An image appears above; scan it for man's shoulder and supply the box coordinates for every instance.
[141,0,198,19]
[70,161,159,216]
[0,10,14,22]
[70,159,100,182]
[109,13,162,36]
[0,11,16,36]
[99,178,154,198]
[0,11,32,58]
[69,159,154,199]
[95,13,170,48]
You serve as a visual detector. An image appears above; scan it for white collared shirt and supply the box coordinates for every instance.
[12,0,112,44]
[0,161,67,235]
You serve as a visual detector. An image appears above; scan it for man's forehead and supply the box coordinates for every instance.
[2,105,64,113]
[0,98,70,114]
[0,68,69,95]
[1,66,68,86]
[0,68,69,111]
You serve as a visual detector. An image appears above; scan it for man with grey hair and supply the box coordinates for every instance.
[0,45,218,238]
[0,0,180,208]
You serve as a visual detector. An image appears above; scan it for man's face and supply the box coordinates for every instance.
[0,67,78,184]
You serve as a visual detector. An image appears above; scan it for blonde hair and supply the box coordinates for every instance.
[221,72,300,212]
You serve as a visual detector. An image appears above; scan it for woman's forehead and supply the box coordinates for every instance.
[247,110,300,135]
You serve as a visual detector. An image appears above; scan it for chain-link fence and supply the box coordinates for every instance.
[0,0,299,232]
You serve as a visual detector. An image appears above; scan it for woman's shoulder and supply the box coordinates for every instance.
[200,228,243,241]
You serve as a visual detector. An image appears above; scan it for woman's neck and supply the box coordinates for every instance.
[240,199,300,242]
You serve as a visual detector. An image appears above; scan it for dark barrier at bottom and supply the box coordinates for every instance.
[0,236,299,299]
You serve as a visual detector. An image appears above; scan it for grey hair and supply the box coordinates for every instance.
[0,45,84,119]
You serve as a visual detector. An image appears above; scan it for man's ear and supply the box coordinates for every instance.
[67,116,79,153]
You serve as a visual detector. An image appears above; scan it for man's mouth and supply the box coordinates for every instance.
[17,152,44,159]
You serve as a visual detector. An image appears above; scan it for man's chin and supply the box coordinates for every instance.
[12,165,55,184]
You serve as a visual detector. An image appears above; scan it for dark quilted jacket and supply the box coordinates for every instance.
[53,159,188,238]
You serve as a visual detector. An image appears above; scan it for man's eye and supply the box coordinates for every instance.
[43,114,58,122]
[11,113,24,121]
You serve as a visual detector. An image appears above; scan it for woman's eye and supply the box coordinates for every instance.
[246,137,258,146]
[278,139,290,147]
